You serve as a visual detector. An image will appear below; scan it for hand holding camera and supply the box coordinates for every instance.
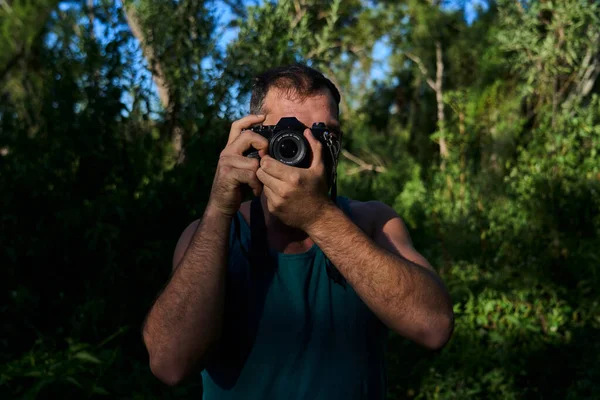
[207,114,268,217]
[249,117,341,230]
[255,127,333,230]
[208,115,340,223]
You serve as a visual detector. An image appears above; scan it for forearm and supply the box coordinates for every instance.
[307,203,453,349]
[143,205,230,383]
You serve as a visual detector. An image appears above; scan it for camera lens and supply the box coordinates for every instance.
[271,131,309,167]
[279,139,298,159]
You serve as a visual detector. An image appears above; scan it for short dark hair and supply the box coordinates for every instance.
[250,64,341,116]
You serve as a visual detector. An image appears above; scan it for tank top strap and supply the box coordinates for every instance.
[230,211,249,257]
[228,197,352,286]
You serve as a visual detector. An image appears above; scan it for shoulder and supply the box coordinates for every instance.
[172,219,202,270]
[347,198,405,239]
[348,198,400,219]
[348,198,433,270]
[173,202,251,270]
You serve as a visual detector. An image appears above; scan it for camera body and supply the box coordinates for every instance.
[245,117,337,169]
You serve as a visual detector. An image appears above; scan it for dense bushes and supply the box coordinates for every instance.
[1,0,599,398]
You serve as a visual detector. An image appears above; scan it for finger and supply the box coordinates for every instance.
[258,147,269,159]
[304,129,324,170]
[227,114,266,145]
[220,154,260,171]
[256,167,284,194]
[259,155,294,180]
[228,131,269,155]
[247,175,263,197]
[230,168,263,195]
[262,185,281,208]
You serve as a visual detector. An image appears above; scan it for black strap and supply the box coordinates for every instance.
[249,196,272,277]
[232,212,248,260]
[325,257,346,288]
[325,133,339,203]
[330,170,337,202]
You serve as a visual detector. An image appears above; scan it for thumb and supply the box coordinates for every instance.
[304,129,323,169]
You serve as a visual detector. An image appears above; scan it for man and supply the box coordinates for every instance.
[142,64,454,399]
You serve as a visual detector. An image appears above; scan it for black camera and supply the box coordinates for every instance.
[245,117,338,169]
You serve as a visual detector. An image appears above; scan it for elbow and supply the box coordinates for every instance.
[390,310,454,351]
[149,355,187,386]
[143,330,214,386]
[143,331,187,386]
[421,310,455,351]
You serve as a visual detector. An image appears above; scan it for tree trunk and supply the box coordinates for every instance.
[405,42,448,169]
[123,3,184,162]
[435,41,448,167]
[459,107,466,201]
[123,4,170,108]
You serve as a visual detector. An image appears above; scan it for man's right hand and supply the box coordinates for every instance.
[207,114,269,217]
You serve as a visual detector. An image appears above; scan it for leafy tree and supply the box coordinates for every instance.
[1,0,599,398]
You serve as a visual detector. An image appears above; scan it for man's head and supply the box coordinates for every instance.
[249,64,342,198]
[250,64,341,135]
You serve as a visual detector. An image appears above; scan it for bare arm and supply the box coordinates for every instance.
[142,206,231,385]
[306,201,454,350]
[256,132,454,349]
[142,115,268,385]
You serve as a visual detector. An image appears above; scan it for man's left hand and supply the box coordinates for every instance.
[256,129,332,231]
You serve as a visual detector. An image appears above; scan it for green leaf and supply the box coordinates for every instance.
[93,385,110,395]
[73,351,101,364]
[65,376,82,388]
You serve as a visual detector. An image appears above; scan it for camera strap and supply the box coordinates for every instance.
[249,196,271,278]
[323,131,341,203]
[330,167,338,202]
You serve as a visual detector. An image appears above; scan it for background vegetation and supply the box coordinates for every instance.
[1,0,599,398]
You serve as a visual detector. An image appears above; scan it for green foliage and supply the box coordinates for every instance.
[1,334,119,398]
[1,0,600,398]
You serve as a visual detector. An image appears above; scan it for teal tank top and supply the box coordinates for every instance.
[201,197,388,399]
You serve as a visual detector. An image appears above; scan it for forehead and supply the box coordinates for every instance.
[262,88,340,130]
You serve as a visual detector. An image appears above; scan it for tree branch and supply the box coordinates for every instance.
[1,0,59,84]
[87,0,95,40]
[291,0,306,28]
[565,34,600,107]
[341,149,387,175]
[0,48,24,84]
[405,52,436,90]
